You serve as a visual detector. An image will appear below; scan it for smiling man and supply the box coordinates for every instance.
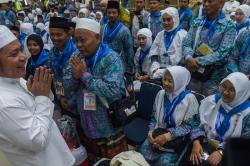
[49,17,79,117]
[0,25,75,166]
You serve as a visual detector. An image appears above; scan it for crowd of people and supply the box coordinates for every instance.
[0,0,250,165]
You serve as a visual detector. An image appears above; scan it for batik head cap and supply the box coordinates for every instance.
[0,25,17,49]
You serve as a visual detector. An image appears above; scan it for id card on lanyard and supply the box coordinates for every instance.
[55,81,65,96]
[84,92,96,111]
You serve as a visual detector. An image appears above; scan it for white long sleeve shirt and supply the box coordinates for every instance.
[0,77,75,166]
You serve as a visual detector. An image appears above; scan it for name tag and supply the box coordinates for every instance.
[84,92,96,111]
[55,81,65,96]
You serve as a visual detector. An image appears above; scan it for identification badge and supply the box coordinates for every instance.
[197,43,213,56]
[55,81,65,96]
[84,92,96,111]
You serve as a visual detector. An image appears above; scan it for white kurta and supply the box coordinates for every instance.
[0,77,75,166]
[149,29,187,78]
[200,95,250,143]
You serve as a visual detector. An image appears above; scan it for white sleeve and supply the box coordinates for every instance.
[0,96,54,152]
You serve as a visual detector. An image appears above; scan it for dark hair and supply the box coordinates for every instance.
[9,25,20,32]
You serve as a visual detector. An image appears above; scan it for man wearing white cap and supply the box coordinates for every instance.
[0,25,75,166]
[70,18,127,159]
[0,0,17,27]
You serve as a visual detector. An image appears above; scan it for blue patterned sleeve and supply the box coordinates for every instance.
[196,22,237,66]
[81,53,125,102]
[182,21,196,59]
[227,32,245,73]
[241,113,250,138]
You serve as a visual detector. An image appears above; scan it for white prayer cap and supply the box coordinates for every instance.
[35,8,42,15]
[161,7,180,32]
[76,18,100,34]
[0,25,17,49]
[0,0,9,4]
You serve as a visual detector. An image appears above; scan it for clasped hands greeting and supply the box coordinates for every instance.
[147,131,172,149]
[27,66,52,97]
[70,55,87,80]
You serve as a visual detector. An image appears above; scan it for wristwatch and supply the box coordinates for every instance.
[217,149,224,156]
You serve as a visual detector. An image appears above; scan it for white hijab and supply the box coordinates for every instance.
[164,66,191,101]
[237,4,250,22]
[20,23,34,35]
[36,22,45,32]
[161,7,180,32]
[220,72,250,111]
[79,8,90,18]
[137,28,152,51]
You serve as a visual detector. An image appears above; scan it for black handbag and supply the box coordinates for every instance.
[191,66,214,82]
[108,95,136,128]
[152,128,189,153]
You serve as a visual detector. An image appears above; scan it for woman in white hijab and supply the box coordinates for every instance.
[140,66,199,166]
[134,28,152,83]
[189,72,250,166]
[96,11,103,23]
[78,8,90,18]
[235,4,250,34]
[19,23,34,58]
[149,7,187,79]
[36,23,53,51]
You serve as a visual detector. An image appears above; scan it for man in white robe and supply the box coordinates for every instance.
[0,25,75,166]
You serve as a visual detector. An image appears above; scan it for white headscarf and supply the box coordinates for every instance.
[220,72,250,111]
[89,12,96,20]
[164,66,191,100]
[161,7,180,32]
[79,8,90,18]
[36,23,45,32]
[20,23,34,35]
[137,28,152,51]
[237,4,250,21]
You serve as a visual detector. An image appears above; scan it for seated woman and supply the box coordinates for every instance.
[188,72,250,166]
[134,28,152,84]
[26,34,49,78]
[140,66,199,166]
[235,4,250,35]
[149,7,187,79]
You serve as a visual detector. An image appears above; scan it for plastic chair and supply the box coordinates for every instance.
[123,82,163,145]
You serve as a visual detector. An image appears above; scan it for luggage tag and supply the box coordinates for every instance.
[197,43,213,57]
[84,92,96,111]
[55,81,65,96]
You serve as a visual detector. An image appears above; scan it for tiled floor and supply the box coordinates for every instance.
[0,150,10,166]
